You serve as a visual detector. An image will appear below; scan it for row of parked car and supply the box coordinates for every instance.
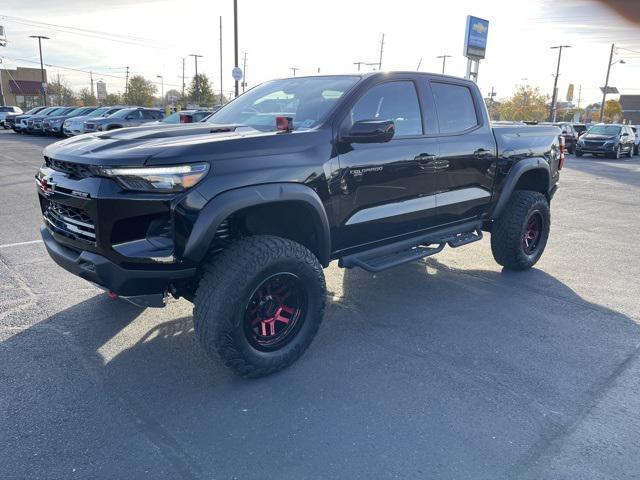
[1,104,214,137]
[494,120,640,159]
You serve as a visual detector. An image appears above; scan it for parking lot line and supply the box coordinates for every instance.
[0,239,43,249]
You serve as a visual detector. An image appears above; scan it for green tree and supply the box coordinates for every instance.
[105,93,123,105]
[78,88,97,106]
[47,76,77,106]
[124,75,157,106]
[603,99,622,123]
[187,74,214,106]
[498,85,549,122]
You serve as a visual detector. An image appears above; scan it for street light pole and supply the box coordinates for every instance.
[549,45,571,122]
[436,54,452,74]
[289,67,299,77]
[189,53,203,105]
[156,75,164,109]
[29,35,49,106]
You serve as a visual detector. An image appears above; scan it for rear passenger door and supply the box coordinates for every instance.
[428,80,496,225]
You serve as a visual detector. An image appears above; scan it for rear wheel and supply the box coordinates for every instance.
[490,190,550,270]
[193,235,326,378]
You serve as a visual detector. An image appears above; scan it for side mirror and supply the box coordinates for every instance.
[343,120,395,144]
[621,132,628,137]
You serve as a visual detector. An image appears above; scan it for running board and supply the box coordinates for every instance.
[340,222,482,273]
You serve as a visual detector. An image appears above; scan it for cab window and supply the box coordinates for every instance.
[345,81,423,137]
[431,82,479,134]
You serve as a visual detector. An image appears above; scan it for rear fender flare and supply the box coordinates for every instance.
[490,158,551,219]
[183,183,331,266]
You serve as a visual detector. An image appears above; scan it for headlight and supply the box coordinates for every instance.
[99,163,209,192]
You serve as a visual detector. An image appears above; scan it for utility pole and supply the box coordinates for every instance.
[233,0,239,98]
[378,33,385,71]
[124,66,130,100]
[598,43,625,123]
[289,67,299,77]
[242,51,247,93]
[156,75,164,109]
[182,58,185,107]
[549,45,571,122]
[189,54,203,104]
[353,61,366,71]
[29,35,49,106]
[577,84,582,110]
[436,54,452,74]
[219,16,223,105]
[416,57,422,71]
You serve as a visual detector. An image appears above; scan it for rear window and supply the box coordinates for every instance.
[431,82,479,134]
[0,107,14,112]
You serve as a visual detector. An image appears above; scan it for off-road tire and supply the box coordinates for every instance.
[490,190,550,271]
[193,235,326,378]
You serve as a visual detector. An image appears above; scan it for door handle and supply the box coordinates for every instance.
[474,148,491,158]
[415,153,437,163]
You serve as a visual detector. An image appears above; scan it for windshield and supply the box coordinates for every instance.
[24,107,42,115]
[207,76,360,131]
[588,125,621,136]
[109,108,135,119]
[86,107,110,118]
[66,108,89,118]
[161,112,182,123]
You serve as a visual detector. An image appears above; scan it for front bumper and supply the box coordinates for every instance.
[576,142,616,154]
[41,226,196,297]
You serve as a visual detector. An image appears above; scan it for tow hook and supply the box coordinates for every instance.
[105,289,167,308]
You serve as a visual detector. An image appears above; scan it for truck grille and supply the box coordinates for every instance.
[44,157,94,179]
[43,200,96,244]
[584,141,604,147]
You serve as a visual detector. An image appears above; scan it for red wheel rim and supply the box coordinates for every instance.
[243,273,306,351]
[522,212,543,255]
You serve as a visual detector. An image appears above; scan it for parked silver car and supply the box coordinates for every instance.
[63,106,125,136]
[87,107,163,132]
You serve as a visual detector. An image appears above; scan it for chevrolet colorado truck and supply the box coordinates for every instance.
[36,72,563,377]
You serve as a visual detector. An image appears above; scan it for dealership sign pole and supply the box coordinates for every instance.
[463,16,489,83]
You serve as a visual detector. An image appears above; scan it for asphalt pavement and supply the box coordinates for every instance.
[1,128,639,479]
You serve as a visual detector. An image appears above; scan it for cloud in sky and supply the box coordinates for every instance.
[1,0,639,104]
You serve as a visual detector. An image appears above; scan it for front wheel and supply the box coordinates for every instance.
[490,190,550,271]
[610,145,621,159]
[193,235,326,378]
[575,150,583,157]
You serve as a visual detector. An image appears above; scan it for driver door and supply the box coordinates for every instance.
[334,79,440,252]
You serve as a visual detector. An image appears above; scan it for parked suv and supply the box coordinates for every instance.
[0,106,23,128]
[64,106,125,136]
[154,109,212,124]
[631,126,640,155]
[44,107,97,136]
[28,107,75,134]
[576,124,636,158]
[9,106,47,132]
[37,73,563,377]
[87,107,164,132]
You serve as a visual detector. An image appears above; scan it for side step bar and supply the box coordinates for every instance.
[340,221,483,273]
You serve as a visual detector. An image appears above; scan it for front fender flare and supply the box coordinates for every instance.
[490,158,551,220]
[183,183,332,266]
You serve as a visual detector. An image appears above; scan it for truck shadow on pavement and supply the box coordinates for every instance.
[2,260,639,479]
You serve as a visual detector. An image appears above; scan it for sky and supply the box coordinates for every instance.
[1,0,639,105]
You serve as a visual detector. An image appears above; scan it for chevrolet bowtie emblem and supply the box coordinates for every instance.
[472,22,486,34]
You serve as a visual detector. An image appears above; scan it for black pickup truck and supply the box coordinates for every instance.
[36,72,563,377]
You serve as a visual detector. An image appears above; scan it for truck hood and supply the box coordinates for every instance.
[43,123,320,166]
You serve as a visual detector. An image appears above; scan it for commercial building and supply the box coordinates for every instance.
[0,66,47,109]
[96,80,107,102]
[620,95,640,125]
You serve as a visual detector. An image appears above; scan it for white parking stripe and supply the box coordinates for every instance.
[0,239,43,249]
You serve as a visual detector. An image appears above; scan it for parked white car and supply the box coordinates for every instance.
[0,106,23,129]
